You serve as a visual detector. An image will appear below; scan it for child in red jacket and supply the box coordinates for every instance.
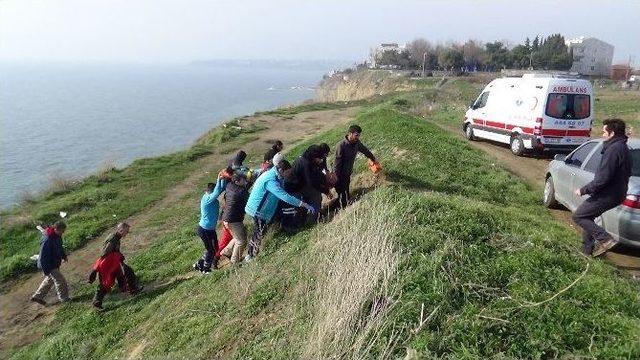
[88,223,141,310]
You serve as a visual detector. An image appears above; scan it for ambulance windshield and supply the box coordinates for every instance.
[545,93,590,120]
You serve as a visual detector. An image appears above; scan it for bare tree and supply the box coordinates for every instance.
[462,40,485,70]
[406,38,432,69]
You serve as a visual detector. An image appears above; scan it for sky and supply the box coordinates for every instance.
[1,0,638,64]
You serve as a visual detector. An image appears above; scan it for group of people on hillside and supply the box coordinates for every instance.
[29,124,378,309]
[192,124,378,272]
[28,118,633,311]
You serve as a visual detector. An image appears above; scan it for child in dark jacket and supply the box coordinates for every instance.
[31,221,70,305]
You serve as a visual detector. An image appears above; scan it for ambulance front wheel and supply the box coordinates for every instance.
[464,124,475,141]
[510,135,525,156]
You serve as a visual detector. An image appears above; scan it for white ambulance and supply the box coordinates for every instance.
[462,74,594,156]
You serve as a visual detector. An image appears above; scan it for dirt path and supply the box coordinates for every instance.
[427,118,640,278]
[0,107,360,356]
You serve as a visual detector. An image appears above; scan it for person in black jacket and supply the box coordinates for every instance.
[573,119,632,256]
[219,173,250,263]
[291,145,329,222]
[334,125,376,208]
[31,221,70,305]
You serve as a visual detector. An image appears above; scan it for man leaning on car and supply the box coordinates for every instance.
[573,118,632,257]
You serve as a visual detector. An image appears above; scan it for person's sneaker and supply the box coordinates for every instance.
[593,239,618,257]
[244,254,253,263]
[93,301,104,311]
[201,267,212,274]
[193,259,204,272]
[30,297,46,306]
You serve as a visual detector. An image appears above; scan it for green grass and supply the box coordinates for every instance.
[255,96,387,117]
[12,89,640,359]
[594,88,640,133]
[0,117,265,282]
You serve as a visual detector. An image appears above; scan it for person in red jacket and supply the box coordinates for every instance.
[89,223,141,310]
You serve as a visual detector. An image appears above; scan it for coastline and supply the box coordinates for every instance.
[0,62,331,209]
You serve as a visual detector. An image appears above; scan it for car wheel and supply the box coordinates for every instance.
[464,124,476,141]
[510,135,525,156]
[543,176,559,208]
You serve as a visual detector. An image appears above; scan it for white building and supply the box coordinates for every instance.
[369,43,406,68]
[565,36,614,76]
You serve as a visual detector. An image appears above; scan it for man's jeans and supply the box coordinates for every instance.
[335,177,351,209]
[197,226,218,268]
[572,197,620,255]
[33,268,69,301]
[247,217,269,258]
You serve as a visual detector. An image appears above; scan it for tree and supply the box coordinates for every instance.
[462,40,485,71]
[396,49,413,69]
[376,50,401,67]
[438,47,464,71]
[510,44,531,69]
[406,38,432,69]
[484,41,511,71]
[425,52,438,70]
[532,36,540,51]
[533,33,573,70]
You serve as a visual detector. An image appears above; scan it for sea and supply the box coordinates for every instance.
[0,60,349,209]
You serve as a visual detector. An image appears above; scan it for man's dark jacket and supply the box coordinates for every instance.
[333,137,375,181]
[222,182,250,223]
[37,227,67,275]
[290,148,325,194]
[580,135,632,202]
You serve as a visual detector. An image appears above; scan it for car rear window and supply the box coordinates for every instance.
[545,93,590,120]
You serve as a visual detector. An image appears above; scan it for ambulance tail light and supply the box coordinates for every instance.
[622,194,640,209]
[534,117,543,135]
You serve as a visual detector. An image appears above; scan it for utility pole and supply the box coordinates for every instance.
[529,51,534,70]
[422,52,427,77]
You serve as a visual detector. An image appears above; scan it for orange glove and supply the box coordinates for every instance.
[368,160,382,174]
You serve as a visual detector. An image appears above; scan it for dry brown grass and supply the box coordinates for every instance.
[96,159,118,183]
[47,171,78,194]
[303,194,402,359]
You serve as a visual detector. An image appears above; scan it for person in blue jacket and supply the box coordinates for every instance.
[193,177,226,273]
[245,160,315,261]
[31,221,70,305]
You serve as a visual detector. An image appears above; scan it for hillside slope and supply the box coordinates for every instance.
[10,92,640,359]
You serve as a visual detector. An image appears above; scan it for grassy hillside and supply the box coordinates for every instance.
[11,93,640,359]
[0,118,264,282]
